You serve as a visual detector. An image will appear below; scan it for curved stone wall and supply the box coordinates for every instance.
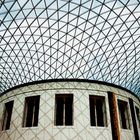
[0,81,139,140]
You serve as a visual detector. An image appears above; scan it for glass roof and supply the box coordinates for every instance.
[0,0,140,98]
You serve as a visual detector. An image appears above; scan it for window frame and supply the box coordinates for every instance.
[2,100,14,130]
[55,94,73,126]
[117,99,131,129]
[135,106,140,128]
[22,95,40,127]
[89,95,107,127]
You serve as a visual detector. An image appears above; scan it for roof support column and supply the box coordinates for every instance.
[108,92,120,140]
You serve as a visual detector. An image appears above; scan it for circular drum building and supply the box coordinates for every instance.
[0,80,140,140]
[0,0,140,140]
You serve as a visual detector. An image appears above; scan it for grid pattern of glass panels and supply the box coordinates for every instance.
[0,0,140,98]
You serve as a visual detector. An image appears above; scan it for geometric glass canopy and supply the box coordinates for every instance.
[0,0,140,98]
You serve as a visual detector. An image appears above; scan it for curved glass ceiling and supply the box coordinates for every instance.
[0,0,140,98]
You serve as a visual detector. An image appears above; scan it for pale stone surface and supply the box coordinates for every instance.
[0,81,139,140]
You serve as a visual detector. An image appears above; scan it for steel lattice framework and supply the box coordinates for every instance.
[0,0,140,98]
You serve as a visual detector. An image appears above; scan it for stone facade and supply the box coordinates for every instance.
[0,81,139,140]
